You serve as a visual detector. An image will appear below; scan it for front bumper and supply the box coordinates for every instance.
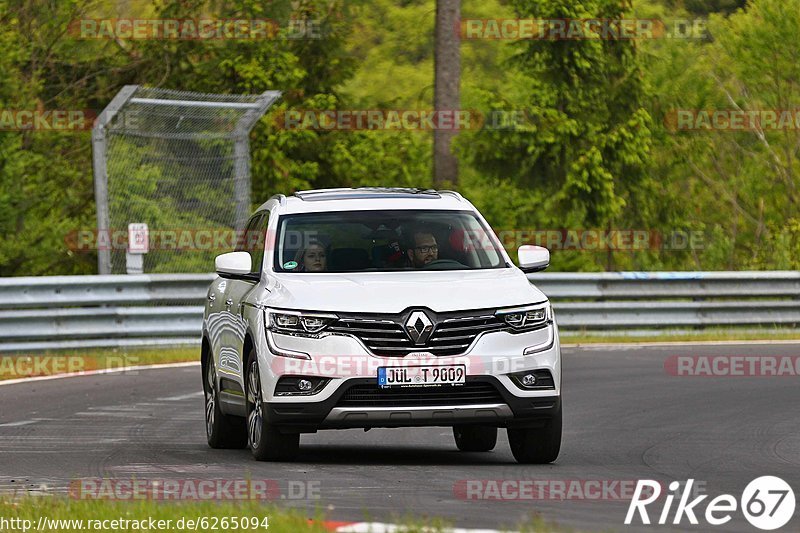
[258,322,562,431]
[263,376,560,431]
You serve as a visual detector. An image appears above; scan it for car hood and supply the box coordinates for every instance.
[262,268,546,313]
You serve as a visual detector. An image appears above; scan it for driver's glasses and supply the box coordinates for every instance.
[416,245,438,254]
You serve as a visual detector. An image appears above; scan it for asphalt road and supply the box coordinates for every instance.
[1,343,799,532]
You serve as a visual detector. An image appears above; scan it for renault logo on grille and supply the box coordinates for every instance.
[405,310,434,345]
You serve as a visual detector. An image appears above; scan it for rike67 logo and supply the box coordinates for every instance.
[625,477,795,530]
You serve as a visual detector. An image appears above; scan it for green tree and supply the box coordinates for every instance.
[0,0,433,274]
[459,0,654,271]
[642,0,800,269]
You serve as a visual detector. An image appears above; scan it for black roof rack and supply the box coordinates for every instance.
[293,187,443,202]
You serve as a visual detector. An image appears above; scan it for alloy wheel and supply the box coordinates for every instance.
[247,359,263,450]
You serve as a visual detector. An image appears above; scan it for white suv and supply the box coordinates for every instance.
[202,188,561,463]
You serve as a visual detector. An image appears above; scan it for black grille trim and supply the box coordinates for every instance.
[336,381,506,407]
[328,308,509,357]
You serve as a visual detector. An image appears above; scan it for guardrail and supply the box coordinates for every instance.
[0,271,798,351]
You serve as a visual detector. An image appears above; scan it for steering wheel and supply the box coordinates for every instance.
[422,259,467,270]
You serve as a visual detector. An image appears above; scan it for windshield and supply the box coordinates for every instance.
[274,210,507,273]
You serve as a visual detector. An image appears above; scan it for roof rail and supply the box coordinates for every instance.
[352,187,440,196]
[293,188,353,200]
[293,188,443,201]
[255,194,285,212]
[269,193,286,205]
[438,190,464,202]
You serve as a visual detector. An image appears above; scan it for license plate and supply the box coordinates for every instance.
[377,365,466,387]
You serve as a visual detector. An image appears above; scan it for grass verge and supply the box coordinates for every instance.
[0,495,569,532]
[562,329,800,345]
[1,496,327,532]
[0,347,197,382]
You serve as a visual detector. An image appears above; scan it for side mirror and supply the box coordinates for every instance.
[215,252,254,280]
[517,245,550,273]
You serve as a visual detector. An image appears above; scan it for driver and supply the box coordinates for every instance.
[406,231,439,268]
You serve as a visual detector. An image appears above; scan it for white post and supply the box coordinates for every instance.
[126,223,149,275]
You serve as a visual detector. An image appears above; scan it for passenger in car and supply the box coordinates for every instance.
[296,240,328,272]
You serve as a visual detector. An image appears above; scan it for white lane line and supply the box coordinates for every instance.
[87,406,147,411]
[0,420,37,427]
[0,361,200,387]
[156,391,204,402]
[335,524,509,533]
[73,412,154,418]
[0,450,117,454]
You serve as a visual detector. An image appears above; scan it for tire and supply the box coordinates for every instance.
[204,357,247,449]
[453,425,498,452]
[507,407,562,464]
[246,351,299,461]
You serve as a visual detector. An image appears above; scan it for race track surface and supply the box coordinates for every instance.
[1,343,798,532]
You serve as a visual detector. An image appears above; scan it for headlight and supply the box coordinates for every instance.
[496,303,551,331]
[267,310,337,335]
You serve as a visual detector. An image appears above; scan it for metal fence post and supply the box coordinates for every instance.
[92,128,111,275]
[233,136,252,232]
[233,90,281,231]
[92,85,139,275]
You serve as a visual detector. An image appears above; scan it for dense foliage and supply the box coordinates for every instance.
[0,0,797,274]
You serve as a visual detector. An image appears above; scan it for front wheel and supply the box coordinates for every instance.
[246,352,299,461]
[453,425,497,452]
[507,408,562,464]
[204,358,246,449]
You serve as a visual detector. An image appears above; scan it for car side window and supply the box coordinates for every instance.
[250,213,269,274]
[236,213,267,274]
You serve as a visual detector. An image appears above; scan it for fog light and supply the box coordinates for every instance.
[508,369,554,390]
[275,376,330,396]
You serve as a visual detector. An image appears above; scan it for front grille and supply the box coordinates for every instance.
[328,311,507,357]
[336,381,505,407]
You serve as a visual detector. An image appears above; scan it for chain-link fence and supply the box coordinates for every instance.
[92,85,280,274]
